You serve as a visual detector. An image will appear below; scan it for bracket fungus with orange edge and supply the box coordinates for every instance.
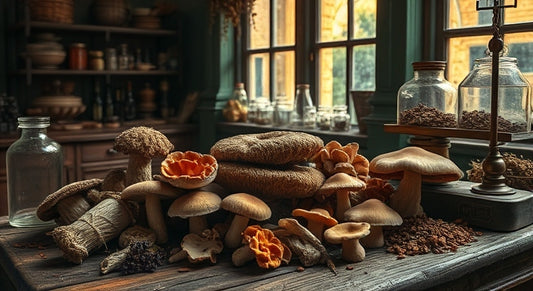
[369,146,464,218]
[231,225,291,269]
[156,151,218,189]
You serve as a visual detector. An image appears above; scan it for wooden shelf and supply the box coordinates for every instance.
[11,69,179,76]
[12,21,178,36]
[384,124,533,142]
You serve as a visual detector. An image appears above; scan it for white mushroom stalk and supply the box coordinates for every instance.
[225,214,250,249]
[125,153,153,186]
[390,170,423,218]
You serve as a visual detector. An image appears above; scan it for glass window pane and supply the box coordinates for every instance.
[248,53,270,100]
[353,0,376,39]
[274,0,295,46]
[318,47,346,106]
[448,0,491,29]
[504,0,533,25]
[319,0,348,42]
[505,32,533,85]
[352,44,376,91]
[250,0,270,49]
[447,35,492,87]
[274,51,295,102]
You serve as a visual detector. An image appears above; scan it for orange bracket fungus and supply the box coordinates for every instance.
[231,225,290,269]
[156,151,218,189]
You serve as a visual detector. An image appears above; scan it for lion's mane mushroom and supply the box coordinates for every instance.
[155,151,218,189]
[232,225,291,269]
[168,228,223,264]
[324,222,370,263]
[344,199,402,248]
[316,172,367,221]
[37,178,103,225]
[220,193,272,249]
[121,180,185,244]
[167,190,222,235]
[291,208,338,241]
[113,126,174,186]
[369,146,464,218]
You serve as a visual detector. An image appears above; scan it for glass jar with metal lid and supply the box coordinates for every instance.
[397,61,458,128]
[458,56,531,133]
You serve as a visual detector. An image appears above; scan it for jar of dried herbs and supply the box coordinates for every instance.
[458,57,531,133]
[397,61,458,128]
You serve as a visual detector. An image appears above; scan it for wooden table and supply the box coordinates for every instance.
[1,216,533,291]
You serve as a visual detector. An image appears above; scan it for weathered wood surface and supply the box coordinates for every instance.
[1,216,533,291]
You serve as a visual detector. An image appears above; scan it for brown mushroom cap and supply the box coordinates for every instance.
[113,126,174,159]
[317,172,366,220]
[221,193,272,221]
[324,222,370,244]
[292,208,338,228]
[37,178,103,222]
[344,199,402,227]
[368,146,464,183]
[168,190,222,218]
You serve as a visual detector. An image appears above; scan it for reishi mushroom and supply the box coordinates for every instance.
[369,146,464,217]
[323,222,371,263]
[291,208,338,241]
[220,193,272,249]
[113,126,174,186]
[156,150,218,189]
[344,199,403,248]
[167,190,222,234]
[121,180,184,244]
[316,172,367,220]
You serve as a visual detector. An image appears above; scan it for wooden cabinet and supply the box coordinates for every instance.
[0,123,198,216]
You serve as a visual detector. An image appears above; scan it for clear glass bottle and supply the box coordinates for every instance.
[330,105,351,131]
[7,117,62,227]
[397,61,458,128]
[290,84,314,128]
[458,56,531,133]
[316,105,332,130]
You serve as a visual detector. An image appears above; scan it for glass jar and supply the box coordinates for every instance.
[290,84,314,128]
[397,61,458,128]
[317,105,332,130]
[255,98,273,125]
[118,44,130,70]
[7,117,62,227]
[303,105,317,129]
[247,100,257,123]
[458,56,531,133]
[105,48,118,70]
[330,105,351,131]
[88,50,104,70]
[69,43,87,70]
[273,97,292,126]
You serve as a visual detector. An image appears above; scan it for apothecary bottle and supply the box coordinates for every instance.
[317,105,332,130]
[290,84,314,128]
[330,105,351,131]
[458,57,531,133]
[397,61,458,128]
[7,117,62,227]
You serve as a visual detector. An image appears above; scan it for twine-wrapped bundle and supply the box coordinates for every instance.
[51,198,135,264]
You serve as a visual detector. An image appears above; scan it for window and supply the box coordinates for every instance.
[243,0,377,124]
[442,0,533,87]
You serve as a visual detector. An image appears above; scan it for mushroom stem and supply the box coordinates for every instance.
[336,190,351,221]
[360,226,384,248]
[389,170,423,217]
[51,198,134,264]
[225,214,250,249]
[341,239,365,263]
[168,249,187,263]
[231,245,255,267]
[307,221,325,241]
[125,153,152,186]
[146,195,168,244]
[55,194,91,225]
[189,215,209,235]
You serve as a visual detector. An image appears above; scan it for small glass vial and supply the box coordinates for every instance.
[330,105,351,131]
[397,61,458,128]
[69,43,87,70]
[7,117,62,227]
[317,105,332,130]
[290,84,314,128]
[105,48,118,70]
[458,57,531,133]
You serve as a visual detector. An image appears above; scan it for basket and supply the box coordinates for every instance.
[29,0,74,24]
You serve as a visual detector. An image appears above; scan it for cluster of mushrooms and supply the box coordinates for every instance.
[35,127,465,275]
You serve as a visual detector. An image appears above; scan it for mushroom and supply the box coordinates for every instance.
[344,199,403,248]
[291,208,338,241]
[369,146,464,218]
[121,180,185,244]
[37,178,103,225]
[155,151,218,189]
[231,225,290,269]
[167,190,222,235]
[316,172,367,220]
[168,228,223,264]
[113,126,174,186]
[323,222,371,263]
[101,169,127,192]
[220,193,272,249]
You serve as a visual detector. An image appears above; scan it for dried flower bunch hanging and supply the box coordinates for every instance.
[209,0,256,36]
